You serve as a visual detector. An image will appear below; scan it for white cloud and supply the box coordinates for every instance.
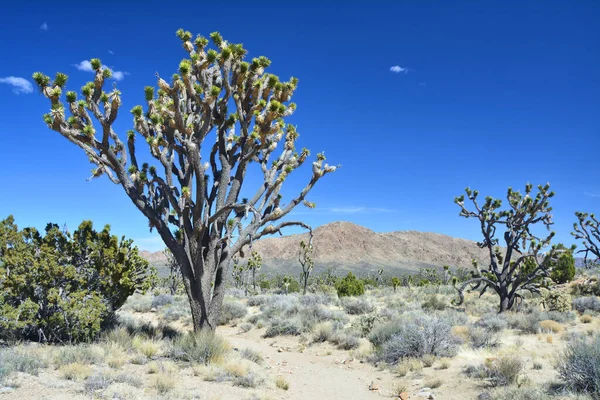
[74,60,94,72]
[133,236,165,252]
[584,192,600,198]
[40,22,48,31]
[74,60,128,81]
[330,207,366,213]
[0,76,33,94]
[108,50,114,55]
[390,65,407,73]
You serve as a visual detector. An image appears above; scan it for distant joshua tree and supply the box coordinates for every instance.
[453,183,562,312]
[572,212,600,267]
[33,29,336,331]
[298,233,314,295]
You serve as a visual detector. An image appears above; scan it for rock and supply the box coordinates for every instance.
[368,381,379,391]
[399,392,409,400]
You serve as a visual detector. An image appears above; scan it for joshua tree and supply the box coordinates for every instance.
[298,233,314,295]
[391,277,401,292]
[453,183,560,312]
[572,212,600,267]
[247,250,262,293]
[33,29,336,331]
[163,248,183,295]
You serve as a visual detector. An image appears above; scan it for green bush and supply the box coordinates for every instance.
[0,216,156,343]
[549,248,576,284]
[335,272,365,297]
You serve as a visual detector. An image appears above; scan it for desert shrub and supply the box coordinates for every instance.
[465,355,524,387]
[263,317,302,338]
[151,294,174,308]
[507,312,540,334]
[543,289,572,312]
[160,301,188,322]
[218,301,247,325]
[239,348,263,365]
[421,294,447,310]
[0,217,155,343]
[299,293,335,307]
[538,310,576,324]
[84,372,113,392]
[370,315,459,364]
[335,272,365,297]
[0,347,46,383]
[330,331,361,350]
[476,314,508,333]
[170,331,228,365]
[247,295,269,307]
[572,296,600,313]
[53,345,105,366]
[122,293,153,313]
[469,327,500,349]
[312,322,334,343]
[557,334,600,396]
[233,371,263,388]
[353,314,380,337]
[487,386,547,400]
[341,297,375,315]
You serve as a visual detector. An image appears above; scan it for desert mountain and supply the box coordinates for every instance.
[140,221,489,275]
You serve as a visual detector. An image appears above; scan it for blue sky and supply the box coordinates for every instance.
[0,1,598,252]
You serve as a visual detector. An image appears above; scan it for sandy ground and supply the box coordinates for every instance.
[1,301,598,400]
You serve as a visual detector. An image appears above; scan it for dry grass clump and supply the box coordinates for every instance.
[59,362,92,381]
[169,330,229,365]
[539,320,564,333]
[0,347,46,383]
[150,373,176,394]
[53,345,105,367]
[465,354,525,387]
[438,358,451,370]
[425,377,443,388]
[132,337,161,358]
[422,354,436,368]
[580,314,593,323]
[275,375,290,390]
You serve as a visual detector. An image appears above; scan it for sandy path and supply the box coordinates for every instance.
[221,326,400,399]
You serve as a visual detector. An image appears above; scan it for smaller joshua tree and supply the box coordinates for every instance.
[453,183,561,312]
[391,277,401,292]
[572,212,600,267]
[298,232,314,295]
[247,250,262,293]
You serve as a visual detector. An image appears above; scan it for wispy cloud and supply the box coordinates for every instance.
[133,236,165,252]
[108,50,114,55]
[390,65,408,74]
[40,22,48,31]
[74,60,128,81]
[584,191,600,198]
[0,76,33,94]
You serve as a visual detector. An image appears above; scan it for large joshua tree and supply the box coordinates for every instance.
[33,29,336,331]
[453,183,559,312]
[572,212,600,267]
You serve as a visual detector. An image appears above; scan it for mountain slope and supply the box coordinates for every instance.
[140,221,488,275]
